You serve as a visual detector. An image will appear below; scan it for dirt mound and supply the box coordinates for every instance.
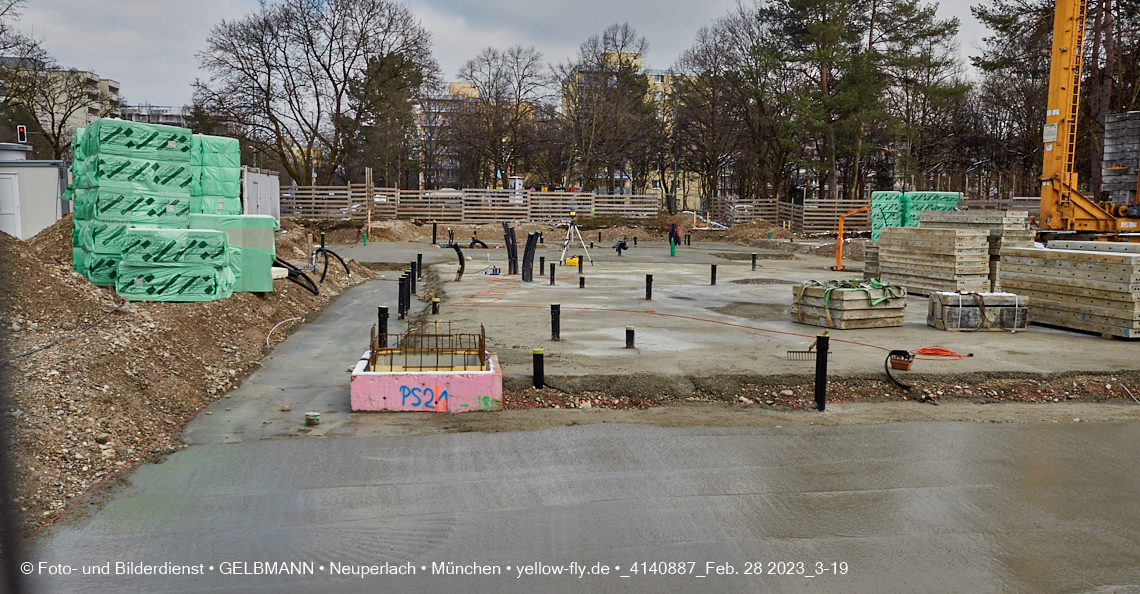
[722,219,796,242]
[1,215,373,538]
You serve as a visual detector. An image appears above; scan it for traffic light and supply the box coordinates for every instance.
[16,125,26,143]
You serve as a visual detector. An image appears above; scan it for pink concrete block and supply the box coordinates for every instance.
[350,352,502,413]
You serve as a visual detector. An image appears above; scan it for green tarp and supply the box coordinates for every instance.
[83,119,192,161]
[227,245,275,292]
[189,214,278,293]
[120,228,229,266]
[188,214,278,250]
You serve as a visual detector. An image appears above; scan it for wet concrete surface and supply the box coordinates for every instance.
[23,421,1140,593]
[178,276,437,444]
[353,241,1140,398]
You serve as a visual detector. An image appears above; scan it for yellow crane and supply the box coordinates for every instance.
[1039,0,1140,235]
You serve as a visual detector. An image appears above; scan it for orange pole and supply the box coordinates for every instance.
[832,206,867,271]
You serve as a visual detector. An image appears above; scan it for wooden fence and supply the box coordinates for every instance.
[279,186,660,222]
[778,199,871,234]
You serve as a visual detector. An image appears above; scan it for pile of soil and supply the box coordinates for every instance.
[0,216,373,537]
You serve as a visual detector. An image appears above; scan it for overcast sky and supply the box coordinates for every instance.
[18,0,991,107]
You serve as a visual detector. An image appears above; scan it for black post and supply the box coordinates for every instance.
[378,306,388,348]
[626,326,635,348]
[579,275,585,288]
[590,241,594,249]
[634,236,637,246]
[814,334,829,411]
[539,232,544,244]
[550,263,556,285]
[540,256,545,275]
[397,276,406,319]
[533,349,545,389]
[646,274,653,300]
[432,222,437,245]
[598,231,602,242]
[417,253,423,279]
[551,304,560,341]
[711,264,717,286]
[578,258,583,275]
[751,253,757,271]
[431,298,439,315]
[410,262,417,294]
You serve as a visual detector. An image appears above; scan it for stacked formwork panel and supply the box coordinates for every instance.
[918,210,1035,291]
[999,247,1140,338]
[879,227,990,295]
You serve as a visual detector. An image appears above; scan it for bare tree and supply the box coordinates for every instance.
[0,0,50,113]
[453,45,547,187]
[194,0,439,185]
[556,23,651,191]
[30,68,116,159]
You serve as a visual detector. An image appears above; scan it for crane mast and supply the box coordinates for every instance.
[1039,0,1140,232]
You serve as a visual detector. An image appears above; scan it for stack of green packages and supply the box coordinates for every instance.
[189,213,278,292]
[190,134,242,215]
[71,120,194,286]
[902,191,960,227]
[114,228,236,301]
[870,191,903,241]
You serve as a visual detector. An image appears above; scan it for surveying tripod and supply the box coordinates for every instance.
[558,211,593,265]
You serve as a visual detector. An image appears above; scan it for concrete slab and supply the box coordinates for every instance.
[335,241,1140,396]
[24,421,1140,593]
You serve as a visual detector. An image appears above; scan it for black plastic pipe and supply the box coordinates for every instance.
[646,274,652,300]
[551,304,560,341]
[533,349,544,389]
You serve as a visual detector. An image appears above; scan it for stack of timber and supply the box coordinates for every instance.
[927,292,1029,332]
[864,242,880,279]
[919,210,1035,291]
[791,280,906,329]
[879,227,990,295]
[999,246,1140,338]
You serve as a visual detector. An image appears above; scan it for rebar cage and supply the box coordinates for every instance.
[368,322,487,372]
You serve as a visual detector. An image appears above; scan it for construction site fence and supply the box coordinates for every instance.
[279,186,661,222]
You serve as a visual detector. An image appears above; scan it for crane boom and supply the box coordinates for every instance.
[1039,0,1140,232]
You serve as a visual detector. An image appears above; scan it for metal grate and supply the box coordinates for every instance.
[368,322,487,372]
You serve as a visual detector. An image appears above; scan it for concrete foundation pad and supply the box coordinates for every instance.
[351,352,502,413]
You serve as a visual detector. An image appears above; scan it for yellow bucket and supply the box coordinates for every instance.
[565,257,579,266]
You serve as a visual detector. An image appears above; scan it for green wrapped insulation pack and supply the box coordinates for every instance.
[72,185,190,226]
[74,219,187,255]
[85,253,122,286]
[188,214,278,293]
[190,195,243,216]
[83,119,192,161]
[120,228,229,266]
[74,154,194,192]
[115,263,235,302]
[192,134,241,168]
